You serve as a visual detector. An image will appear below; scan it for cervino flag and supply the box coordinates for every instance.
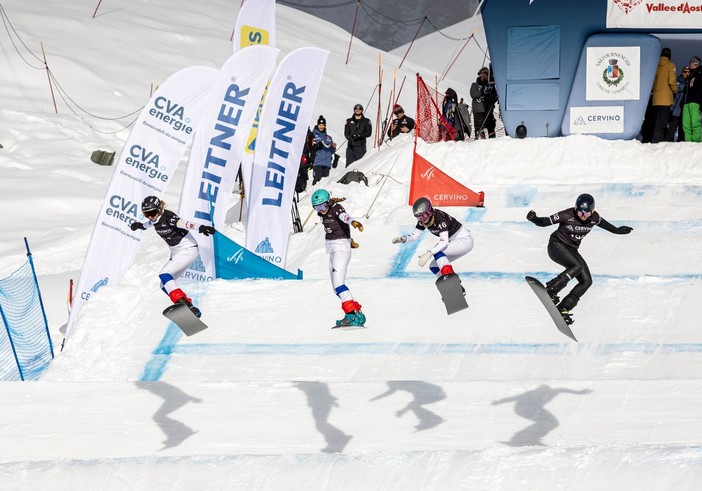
[233,0,276,52]
[66,66,227,341]
[408,150,484,207]
[178,45,279,281]
[245,47,329,267]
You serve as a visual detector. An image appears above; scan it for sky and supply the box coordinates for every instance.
[1,1,702,489]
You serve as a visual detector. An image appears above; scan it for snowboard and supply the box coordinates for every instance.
[525,276,577,342]
[331,324,367,331]
[163,303,208,336]
[436,273,468,315]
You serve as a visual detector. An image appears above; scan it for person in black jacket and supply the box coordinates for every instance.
[130,195,215,318]
[526,193,633,325]
[470,67,498,139]
[344,104,372,167]
[387,104,415,139]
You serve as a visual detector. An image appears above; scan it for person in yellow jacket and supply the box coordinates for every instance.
[651,47,678,143]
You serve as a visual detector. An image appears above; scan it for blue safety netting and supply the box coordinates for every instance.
[0,260,54,381]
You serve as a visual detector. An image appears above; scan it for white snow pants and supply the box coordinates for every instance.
[326,239,355,303]
[159,237,199,295]
[429,227,475,276]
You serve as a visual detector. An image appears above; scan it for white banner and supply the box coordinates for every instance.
[178,45,279,281]
[586,46,641,101]
[233,0,276,52]
[607,0,702,28]
[66,67,226,340]
[245,47,329,267]
[569,106,625,134]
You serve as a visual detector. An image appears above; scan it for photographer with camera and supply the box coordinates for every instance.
[470,66,498,139]
[344,103,372,167]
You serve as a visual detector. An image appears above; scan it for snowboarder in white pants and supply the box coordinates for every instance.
[393,197,474,278]
[312,189,366,327]
[130,195,215,318]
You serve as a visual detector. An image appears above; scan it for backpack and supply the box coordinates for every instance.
[337,170,369,186]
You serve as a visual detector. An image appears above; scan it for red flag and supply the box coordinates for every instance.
[408,151,484,207]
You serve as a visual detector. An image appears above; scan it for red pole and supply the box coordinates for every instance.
[345,0,360,65]
[41,43,58,113]
[441,33,475,82]
[399,16,426,69]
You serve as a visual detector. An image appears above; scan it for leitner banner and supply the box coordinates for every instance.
[233,0,276,51]
[178,45,279,281]
[66,67,226,341]
[245,47,329,268]
[607,0,702,28]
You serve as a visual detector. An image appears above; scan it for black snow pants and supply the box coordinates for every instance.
[546,238,593,312]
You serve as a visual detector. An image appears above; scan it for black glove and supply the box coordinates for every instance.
[130,221,145,231]
[617,226,633,235]
[199,225,215,236]
[526,210,537,222]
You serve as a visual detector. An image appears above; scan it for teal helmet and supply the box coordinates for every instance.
[311,189,330,207]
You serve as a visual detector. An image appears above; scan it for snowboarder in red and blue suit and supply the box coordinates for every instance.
[526,193,633,324]
[130,195,215,318]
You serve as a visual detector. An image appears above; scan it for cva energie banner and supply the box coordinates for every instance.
[245,47,329,268]
[66,66,228,341]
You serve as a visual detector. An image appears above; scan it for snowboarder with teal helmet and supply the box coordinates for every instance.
[311,189,366,327]
[526,193,633,325]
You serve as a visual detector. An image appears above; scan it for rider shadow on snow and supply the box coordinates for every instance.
[492,384,592,446]
[370,381,446,431]
[136,381,203,450]
[293,381,353,454]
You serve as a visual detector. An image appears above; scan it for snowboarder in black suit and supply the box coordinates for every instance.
[526,193,633,324]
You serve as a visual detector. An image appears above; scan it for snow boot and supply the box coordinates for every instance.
[169,289,201,318]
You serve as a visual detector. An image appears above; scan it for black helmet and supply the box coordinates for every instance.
[575,193,595,213]
[412,197,433,223]
[141,195,161,215]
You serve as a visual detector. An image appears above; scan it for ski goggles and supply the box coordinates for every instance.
[313,202,329,213]
[414,210,432,223]
[143,209,159,218]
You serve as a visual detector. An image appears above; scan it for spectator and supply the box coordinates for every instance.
[470,67,498,139]
[651,47,678,143]
[311,116,337,185]
[344,103,372,167]
[387,104,415,139]
[295,127,315,194]
[441,87,466,141]
[669,66,690,142]
[682,56,702,142]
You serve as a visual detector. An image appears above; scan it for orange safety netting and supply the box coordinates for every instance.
[415,74,458,143]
